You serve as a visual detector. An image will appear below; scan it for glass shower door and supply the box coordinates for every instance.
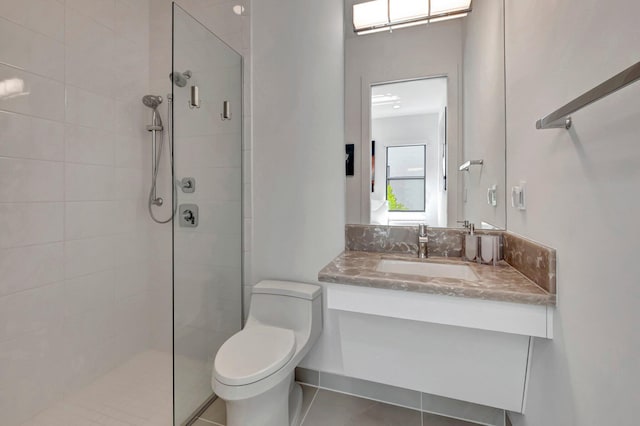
[171,4,243,424]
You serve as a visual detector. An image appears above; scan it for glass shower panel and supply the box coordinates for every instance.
[172,5,243,424]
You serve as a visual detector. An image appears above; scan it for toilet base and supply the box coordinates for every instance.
[224,372,303,426]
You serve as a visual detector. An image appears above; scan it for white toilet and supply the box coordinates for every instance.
[212,280,323,426]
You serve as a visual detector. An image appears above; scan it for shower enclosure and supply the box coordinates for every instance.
[0,1,243,425]
[171,5,243,424]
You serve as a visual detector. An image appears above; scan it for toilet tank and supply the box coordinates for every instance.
[247,280,322,349]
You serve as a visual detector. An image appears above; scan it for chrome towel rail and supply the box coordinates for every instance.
[536,60,640,130]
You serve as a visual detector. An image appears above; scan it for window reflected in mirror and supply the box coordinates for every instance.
[371,78,448,227]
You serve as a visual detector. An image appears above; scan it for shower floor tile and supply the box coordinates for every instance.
[21,351,173,426]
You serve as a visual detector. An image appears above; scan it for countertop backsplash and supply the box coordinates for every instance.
[344,224,556,296]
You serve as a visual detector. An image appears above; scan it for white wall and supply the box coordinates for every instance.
[251,0,345,286]
[504,0,640,424]
[251,0,344,374]
[344,8,463,226]
[0,1,152,424]
[461,0,506,228]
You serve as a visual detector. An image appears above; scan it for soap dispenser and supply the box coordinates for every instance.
[464,223,479,262]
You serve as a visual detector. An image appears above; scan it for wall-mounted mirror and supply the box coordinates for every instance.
[345,0,506,229]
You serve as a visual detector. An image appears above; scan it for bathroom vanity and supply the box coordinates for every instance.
[313,225,556,415]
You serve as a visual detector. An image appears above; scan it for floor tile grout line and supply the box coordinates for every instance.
[299,385,319,426]
[311,384,422,414]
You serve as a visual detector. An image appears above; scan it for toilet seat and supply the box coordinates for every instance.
[214,325,296,386]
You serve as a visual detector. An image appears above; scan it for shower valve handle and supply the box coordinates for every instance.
[183,210,195,225]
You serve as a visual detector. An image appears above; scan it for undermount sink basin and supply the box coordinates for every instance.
[376,259,479,281]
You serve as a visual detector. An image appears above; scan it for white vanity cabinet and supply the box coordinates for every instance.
[321,283,554,413]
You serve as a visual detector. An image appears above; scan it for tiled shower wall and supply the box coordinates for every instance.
[0,1,153,424]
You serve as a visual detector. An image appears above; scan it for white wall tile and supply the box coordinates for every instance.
[65,48,116,97]
[115,0,149,43]
[0,0,65,41]
[175,133,242,169]
[64,201,118,240]
[63,270,115,317]
[114,167,144,200]
[114,35,149,101]
[174,232,241,268]
[65,163,115,201]
[0,243,64,298]
[115,134,145,169]
[113,293,150,349]
[0,111,64,161]
[64,236,116,279]
[0,0,156,423]
[0,203,63,248]
[0,17,65,81]
[65,86,116,131]
[113,232,148,267]
[0,64,65,121]
[64,7,116,96]
[114,262,148,302]
[65,0,116,30]
[0,282,65,342]
[0,158,64,202]
[65,125,115,166]
[173,263,242,302]
[115,99,147,137]
[115,199,145,235]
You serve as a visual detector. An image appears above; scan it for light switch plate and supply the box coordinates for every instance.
[511,181,526,210]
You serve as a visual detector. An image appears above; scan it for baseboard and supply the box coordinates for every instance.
[296,367,507,426]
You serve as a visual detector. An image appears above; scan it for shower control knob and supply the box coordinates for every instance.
[179,204,198,228]
[181,177,196,193]
[183,210,195,224]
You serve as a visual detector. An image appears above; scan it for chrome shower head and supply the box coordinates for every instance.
[170,70,192,88]
[142,95,163,109]
[142,95,163,130]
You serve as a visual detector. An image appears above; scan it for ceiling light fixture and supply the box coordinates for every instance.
[353,0,472,35]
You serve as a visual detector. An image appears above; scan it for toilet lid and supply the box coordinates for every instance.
[214,325,296,386]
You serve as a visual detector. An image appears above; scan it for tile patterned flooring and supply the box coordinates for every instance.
[22,354,476,426]
[195,384,477,426]
[22,351,173,426]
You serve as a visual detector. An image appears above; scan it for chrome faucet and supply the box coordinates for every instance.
[418,224,429,258]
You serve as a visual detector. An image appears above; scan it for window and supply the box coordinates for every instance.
[386,145,426,212]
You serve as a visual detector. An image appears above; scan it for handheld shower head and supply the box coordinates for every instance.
[142,95,163,130]
[142,95,163,109]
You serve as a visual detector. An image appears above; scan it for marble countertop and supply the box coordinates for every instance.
[318,251,556,306]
